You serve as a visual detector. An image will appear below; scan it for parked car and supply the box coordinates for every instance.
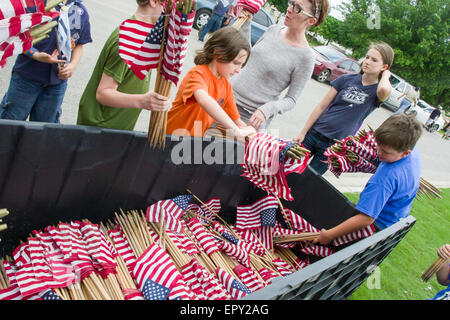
[193,0,274,46]
[405,100,445,132]
[380,73,415,112]
[311,45,361,83]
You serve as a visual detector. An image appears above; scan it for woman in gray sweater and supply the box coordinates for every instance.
[230,0,329,130]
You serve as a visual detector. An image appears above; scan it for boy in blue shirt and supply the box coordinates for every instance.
[314,114,423,245]
[0,0,92,123]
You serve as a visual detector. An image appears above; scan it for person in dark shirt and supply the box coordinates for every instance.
[0,0,92,123]
[198,0,235,42]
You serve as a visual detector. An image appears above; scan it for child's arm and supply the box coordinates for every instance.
[314,213,375,245]
[58,44,84,80]
[96,73,170,111]
[293,87,338,143]
[377,69,392,102]
[436,244,450,286]
[194,89,255,137]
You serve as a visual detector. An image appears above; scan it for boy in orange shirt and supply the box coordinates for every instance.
[166,27,255,139]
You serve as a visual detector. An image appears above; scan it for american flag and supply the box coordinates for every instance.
[146,195,192,233]
[0,0,59,67]
[181,259,230,300]
[187,198,221,221]
[235,0,266,15]
[38,289,63,300]
[233,265,265,292]
[283,208,319,233]
[300,244,334,258]
[186,217,221,256]
[108,225,137,274]
[242,133,309,201]
[219,241,250,268]
[0,261,41,300]
[132,243,181,300]
[272,257,295,276]
[160,6,195,86]
[343,137,377,161]
[80,221,117,278]
[258,267,279,284]
[0,0,45,20]
[252,226,273,251]
[235,195,278,231]
[237,229,266,256]
[212,222,239,245]
[119,13,165,80]
[295,257,310,269]
[33,230,80,288]
[168,277,198,300]
[165,229,199,256]
[216,267,251,300]
[14,262,49,297]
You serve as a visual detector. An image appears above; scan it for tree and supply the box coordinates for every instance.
[318,0,449,108]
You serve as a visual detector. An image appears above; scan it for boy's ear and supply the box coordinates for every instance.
[401,150,412,158]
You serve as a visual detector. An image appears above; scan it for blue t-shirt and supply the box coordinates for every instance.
[355,148,421,229]
[12,0,92,86]
[313,73,380,140]
[431,269,450,300]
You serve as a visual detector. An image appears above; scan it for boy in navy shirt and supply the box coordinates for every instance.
[314,114,423,245]
[0,0,91,123]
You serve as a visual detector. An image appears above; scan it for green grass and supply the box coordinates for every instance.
[344,188,450,300]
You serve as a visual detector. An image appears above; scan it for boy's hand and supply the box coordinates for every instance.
[33,49,66,65]
[141,92,170,111]
[437,244,450,260]
[58,62,76,80]
[313,228,333,245]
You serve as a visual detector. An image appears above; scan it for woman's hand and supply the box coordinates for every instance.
[248,109,266,130]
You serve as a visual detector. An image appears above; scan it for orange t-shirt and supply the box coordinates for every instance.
[166,64,240,137]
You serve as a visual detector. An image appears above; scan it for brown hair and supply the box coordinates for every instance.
[194,26,251,66]
[360,42,395,79]
[374,114,422,152]
[136,0,149,6]
[310,0,330,26]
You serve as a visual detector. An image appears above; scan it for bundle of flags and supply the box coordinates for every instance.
[160,0,195,86]
[242,133,310,201]
[0,0,60,67]
[235,0,266,15]
[0,191,377,300]
[324,129,380,178]
[117,0,195,85]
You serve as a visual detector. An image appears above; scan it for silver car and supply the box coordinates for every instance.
[381,73,415,112]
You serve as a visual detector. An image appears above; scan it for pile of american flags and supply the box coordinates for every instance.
[323,128,380,178]
[232,0,265,29]
[0,0,61,67]
[0,191,375,300]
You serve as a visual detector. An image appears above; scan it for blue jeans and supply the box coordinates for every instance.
[199,13,223,41]
[394,98,412,115]
[302,129,335,176]
[0,72,67,123]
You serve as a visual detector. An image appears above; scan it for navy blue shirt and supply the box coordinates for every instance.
[213,0,231,17]
[312,73,380,140]
[12,0,92,86]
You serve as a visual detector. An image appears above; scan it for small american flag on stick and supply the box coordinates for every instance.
[235,195,278,231]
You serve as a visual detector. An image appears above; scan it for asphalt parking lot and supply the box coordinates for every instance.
[1,0,449,192]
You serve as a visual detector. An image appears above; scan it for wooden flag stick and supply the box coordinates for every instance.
[275,195,293,230]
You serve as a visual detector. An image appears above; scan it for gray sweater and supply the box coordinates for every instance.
[231,23,315,128]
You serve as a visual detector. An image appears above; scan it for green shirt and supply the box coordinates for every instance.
[77,19,151,131]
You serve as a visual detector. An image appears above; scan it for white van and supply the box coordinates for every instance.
[380,73,415,112]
